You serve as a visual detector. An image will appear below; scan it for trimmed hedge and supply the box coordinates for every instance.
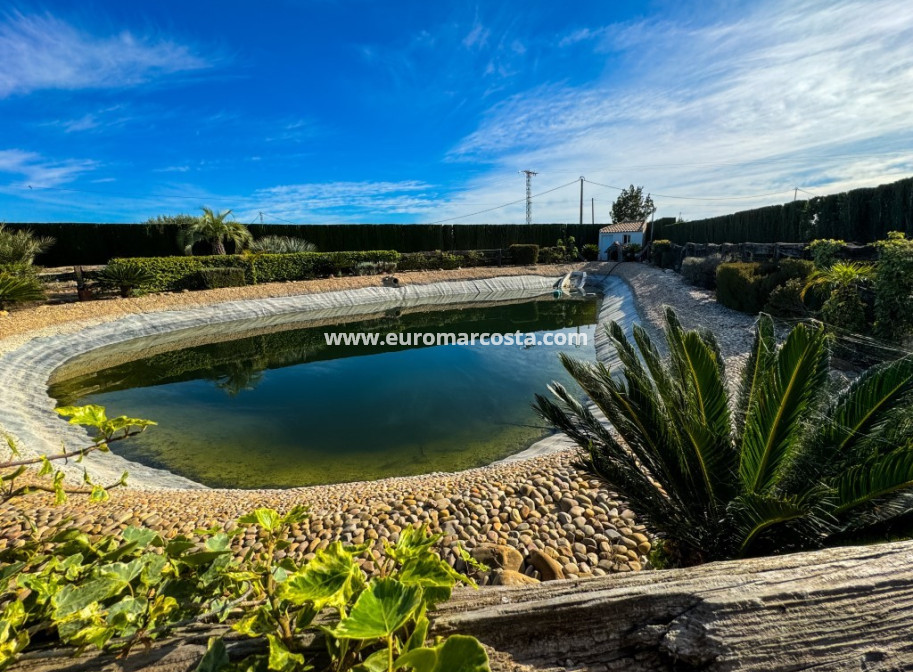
[509,244,539,265]
[113,251,400,293]
[653,176,913,244]
[716,259,814,313]
[198,267,247,289]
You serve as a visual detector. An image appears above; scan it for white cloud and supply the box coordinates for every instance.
[241,181,440,222]
[0,149,97,187]
[0,11,212,97]
[444,0,913,221]
[462,22,490,50]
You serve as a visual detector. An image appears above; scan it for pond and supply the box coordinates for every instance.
[50,295,599,488]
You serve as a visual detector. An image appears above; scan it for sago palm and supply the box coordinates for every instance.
[184,208,253,255]
[0,272,45,310]
[535,308,913,565]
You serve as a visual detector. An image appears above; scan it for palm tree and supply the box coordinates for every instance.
[535,309,913,565]
[183,208,253,255]
[0,224,55,265]
[802,261,874,333]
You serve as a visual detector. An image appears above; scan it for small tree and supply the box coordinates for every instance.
[183,208,252,255]
[611,185,655,224]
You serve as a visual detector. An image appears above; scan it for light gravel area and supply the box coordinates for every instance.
[0,262,756,583]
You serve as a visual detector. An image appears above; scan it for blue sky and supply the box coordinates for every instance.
[1,0,912,224]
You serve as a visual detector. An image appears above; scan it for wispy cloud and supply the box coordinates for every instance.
[0,11,213,98]
[242,180,439,222]
[0,149,97,187]
[447,0,913,221]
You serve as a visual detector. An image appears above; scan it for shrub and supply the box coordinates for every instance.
[249,235,317,254]
[651,239,674,268]
[536,310,913,564]
[717,259,815,314]
[196,266,248,289]
[581,243,599,261]
[509,244,539,265]
[0,272,44,309]
[808,238,846,269]
[680,255,723,289]
[109,256,253,293]
[554,237,578,262]
[874,232,913,342]
[764,278,808,318]
[716,262,768,313]
[101,261,157,297]
[538,246,563,264]
[397,251,462,271]
[622,242,642,261]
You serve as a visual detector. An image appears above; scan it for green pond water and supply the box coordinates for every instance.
[50,296,599,489]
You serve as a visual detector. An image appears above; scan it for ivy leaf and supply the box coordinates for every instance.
[122,526,162,549]
[329,578,421,640]
[393,635,490,672]
[237,508,282,534]
[266,634,310,672]
[52,577,125,618]
[56,405,108,428]
[195,637,229,672]
[281,542,363,610]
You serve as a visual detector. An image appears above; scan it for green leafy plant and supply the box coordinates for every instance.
[100,261,156,298]
[874,232,913,342]
[250,236,318,254]
[650,239,674,269]
[802,261,874,334]
[581,243,599,261]
[183,208,253,256]
[535,308,913,565]
[0,272,44,310]
[508,244,539,266]
[610,185,655,224]
[0,224,55,266]
[808,239,846,269]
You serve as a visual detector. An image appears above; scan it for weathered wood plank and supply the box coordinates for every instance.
[433,540,913,671]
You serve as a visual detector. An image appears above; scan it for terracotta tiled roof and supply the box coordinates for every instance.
[599,221,647,234]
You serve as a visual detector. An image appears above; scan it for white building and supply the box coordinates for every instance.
[598,221,648,261]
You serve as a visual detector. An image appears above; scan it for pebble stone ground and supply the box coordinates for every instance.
[0,262,756,584]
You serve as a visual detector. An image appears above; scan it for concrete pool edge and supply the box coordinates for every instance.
[0,273,636,491]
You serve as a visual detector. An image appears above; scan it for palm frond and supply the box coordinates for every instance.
[735,314,776,437]
[833,447,913,519]
[739,322,829,494]
[728,491,829,557]
[820,356,913,459]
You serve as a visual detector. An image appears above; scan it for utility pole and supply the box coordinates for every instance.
[794,187,798,202]
[579,176,585,226]
[259,211,264,224]
[519,170,537,225]
[591,198,595,225]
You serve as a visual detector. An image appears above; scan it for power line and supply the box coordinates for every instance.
[429,179,578,224]
[583,179,794,202]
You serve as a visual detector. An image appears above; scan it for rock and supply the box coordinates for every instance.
[529,549,565,581]
[491,569,540,586]
[470,544,523,572]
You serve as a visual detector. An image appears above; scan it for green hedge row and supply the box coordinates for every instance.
[6,222,602,266]
[115,251,400,293]
[653,176,913,244]
[508,244,539,265]
[716,259,814,313]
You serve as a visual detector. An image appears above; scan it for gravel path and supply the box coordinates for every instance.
[0,262,756,583]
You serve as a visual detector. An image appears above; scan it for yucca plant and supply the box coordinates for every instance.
[535,308,913,565]
[182,207,253,255]
[0,272,45,310]
[249,235,317,254]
